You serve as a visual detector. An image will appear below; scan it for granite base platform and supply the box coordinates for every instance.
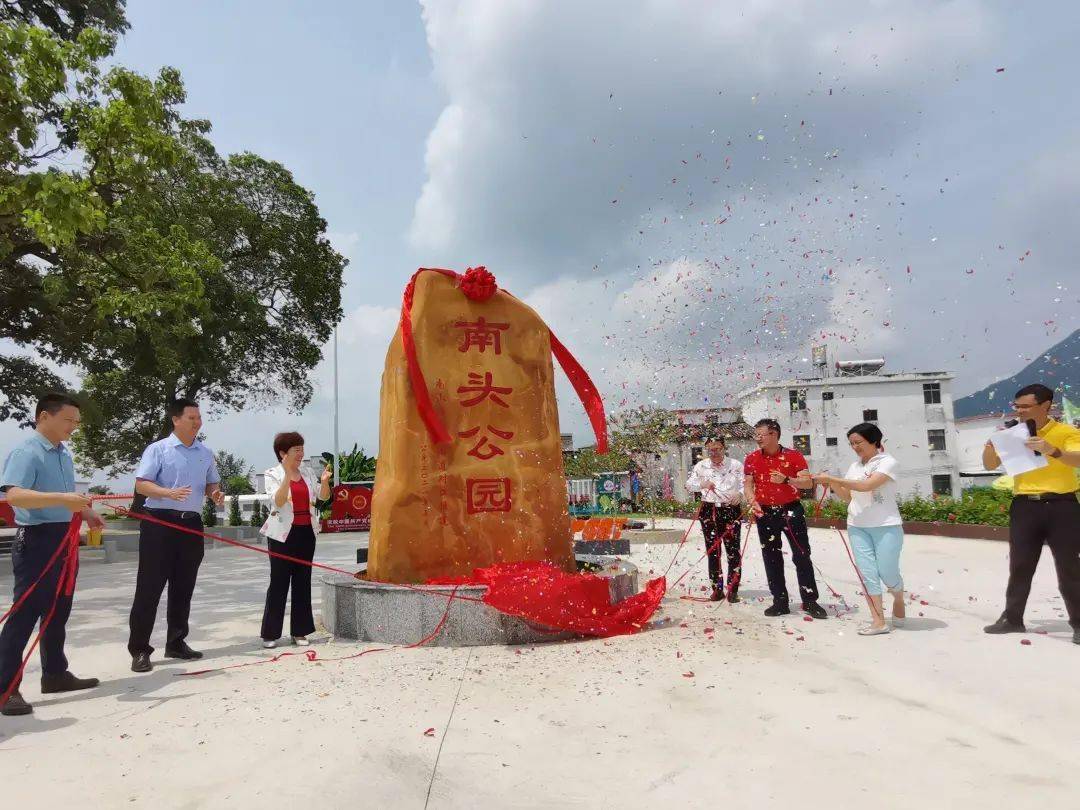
[320,555,639,647]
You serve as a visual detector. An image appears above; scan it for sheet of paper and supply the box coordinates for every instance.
[988,423,1049,477]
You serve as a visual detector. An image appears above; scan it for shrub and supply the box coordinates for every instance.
[202,497,217,527]
[228,495,242,526]
[250,501,264,527]
[805,486,1015,527]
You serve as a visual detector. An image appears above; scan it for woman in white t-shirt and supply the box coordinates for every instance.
[812,423,904,636]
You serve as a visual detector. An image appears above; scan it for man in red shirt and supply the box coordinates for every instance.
[744,419,827,619]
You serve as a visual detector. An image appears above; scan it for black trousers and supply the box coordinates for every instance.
[261,525,316,640]
[1004,496,1080,628]
[756,501,819,604]
[0,524,75,690]
[128,511,205,656]
[700,503,742,591]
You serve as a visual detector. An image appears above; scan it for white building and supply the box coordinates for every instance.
[738,361,961,498]
[955,414,1003,488]
[630,407,756,503]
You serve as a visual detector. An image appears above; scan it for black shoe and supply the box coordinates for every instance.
[40,671,99,694]
[984,615,1025,635]
[802,601,828,620]
[727,590,741,604]
[0,689,32,716]
[131,652,153,673]
[164,642,203,661]
[710,584,723,602]
[764,601,790,617]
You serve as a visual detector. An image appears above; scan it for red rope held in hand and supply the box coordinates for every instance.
[0,514,82,705]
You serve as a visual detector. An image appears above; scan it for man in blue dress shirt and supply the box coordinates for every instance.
[128,398,224,673]
[0,394,103,717]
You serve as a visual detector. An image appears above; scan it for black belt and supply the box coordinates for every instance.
[761,501,801,512]
[145,507,202,520]
[1014,492,1078,502]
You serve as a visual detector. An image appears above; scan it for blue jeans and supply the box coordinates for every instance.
[848,525,904,597]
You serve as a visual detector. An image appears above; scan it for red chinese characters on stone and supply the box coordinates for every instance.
[456,371,512,408]
[454,317,510,355]
[466,478,512,513]
[458,425,514,461]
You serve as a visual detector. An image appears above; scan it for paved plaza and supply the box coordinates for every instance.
[1,523,1077,809]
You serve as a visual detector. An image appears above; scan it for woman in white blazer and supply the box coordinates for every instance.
[259,432,331,648]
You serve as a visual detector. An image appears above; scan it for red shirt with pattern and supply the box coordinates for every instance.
[743,446,808,507]
[290,478,311,526]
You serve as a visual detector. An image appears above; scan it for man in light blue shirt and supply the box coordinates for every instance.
[127,398,224,673]
[0,393,102,717]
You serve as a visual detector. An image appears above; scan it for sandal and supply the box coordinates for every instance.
[858,624,891,636]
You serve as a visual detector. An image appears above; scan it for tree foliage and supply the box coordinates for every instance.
[563,446,630,479]
[608,406,678,456]
[0,0,128,39]
[227,494,241,526]
[0,21,347,474]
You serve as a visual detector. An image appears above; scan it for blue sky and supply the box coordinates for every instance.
[4,1,1079,484]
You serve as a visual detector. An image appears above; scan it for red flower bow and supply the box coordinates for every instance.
[459,266,497,301]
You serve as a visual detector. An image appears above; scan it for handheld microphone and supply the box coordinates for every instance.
[1025,419,1041,456]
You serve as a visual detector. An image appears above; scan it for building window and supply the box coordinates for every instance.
[923,382,942,404]
[863,409,878,422]
[825,437,838,447]
[931,475,952,496]
[927,429,947,452]
[789,388,807,412]
[822,391,834,401]
[792,435,811,456]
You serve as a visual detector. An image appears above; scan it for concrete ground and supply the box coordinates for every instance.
[0,522,1076,809]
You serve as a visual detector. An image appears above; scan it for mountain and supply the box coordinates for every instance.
[954,329,1080,418]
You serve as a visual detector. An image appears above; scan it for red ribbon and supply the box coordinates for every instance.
[399,266,609,453]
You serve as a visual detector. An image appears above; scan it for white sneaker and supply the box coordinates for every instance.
[262,640,277,649]
[292,636,309,646]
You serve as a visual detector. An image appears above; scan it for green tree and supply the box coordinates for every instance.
[223,475,254,496]
[87,483,110,495]
[1,22,345,470]
[563,446,630,479]
[0,1,129,39]
[215,451,250,480]
[201,496,217,527]
[215,451,254,495]
[249,500,264,528]
[227,494,241,527]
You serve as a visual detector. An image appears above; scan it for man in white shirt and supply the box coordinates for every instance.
[686,437,744,602]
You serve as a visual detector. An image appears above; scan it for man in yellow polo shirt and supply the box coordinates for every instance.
[982,384,1080,645]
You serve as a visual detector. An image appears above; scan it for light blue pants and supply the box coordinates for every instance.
[848,525,904,597]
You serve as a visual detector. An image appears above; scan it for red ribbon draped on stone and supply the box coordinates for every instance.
[399,266,609,453]
[429,561,666,637]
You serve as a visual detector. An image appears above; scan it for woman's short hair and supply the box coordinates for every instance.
[273,431,305,461]
[846,422,884,449]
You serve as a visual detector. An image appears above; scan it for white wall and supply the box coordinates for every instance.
[739,375,960,498]
[956,416,1002,488]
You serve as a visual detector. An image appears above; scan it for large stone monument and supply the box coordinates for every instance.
[321,266,649,646]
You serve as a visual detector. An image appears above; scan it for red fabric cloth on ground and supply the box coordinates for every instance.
[290,479,311,526]
[429,560,666,638]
